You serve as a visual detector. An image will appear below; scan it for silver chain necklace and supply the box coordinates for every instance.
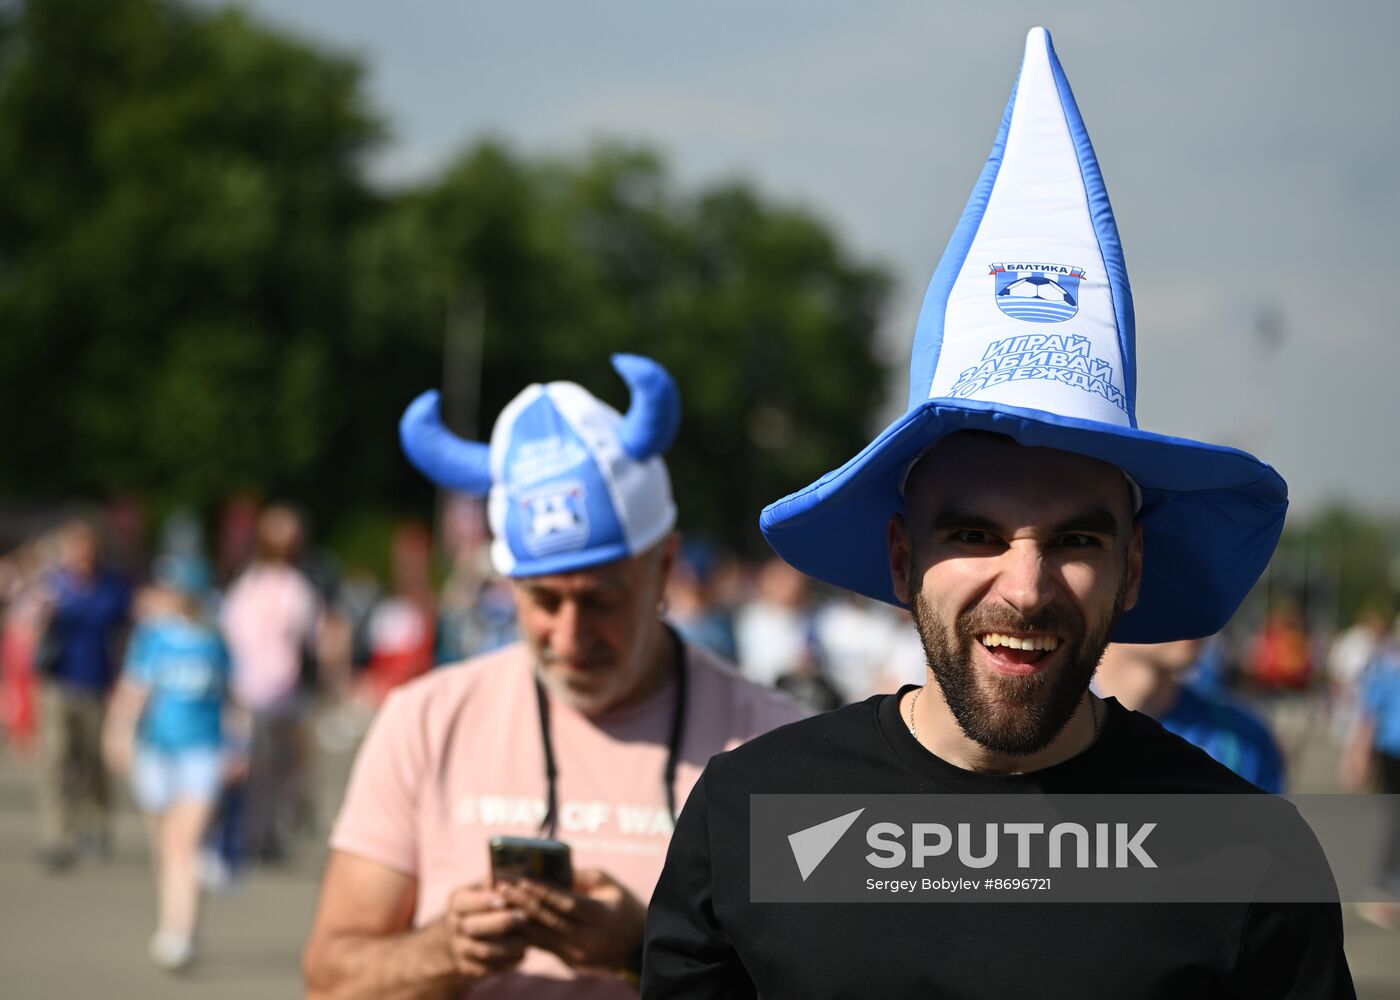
[906,687,1102,746]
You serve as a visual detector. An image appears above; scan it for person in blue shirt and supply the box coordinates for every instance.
[102,555,247,971]
[1343,636,1400,927]
[1095,639,1285,793]
[35,519,131,870]
[1354,640,1400,784]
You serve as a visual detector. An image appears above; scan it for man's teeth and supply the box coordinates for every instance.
[980,633,1059,651]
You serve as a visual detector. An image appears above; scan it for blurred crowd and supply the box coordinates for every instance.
[2,498,1400,950]
[4,502,1400,793]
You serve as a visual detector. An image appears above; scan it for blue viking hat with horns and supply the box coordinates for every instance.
[400,353,681,577]
[759,27,1288,643]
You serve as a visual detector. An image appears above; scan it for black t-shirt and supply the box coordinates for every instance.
[642,690,1355,999]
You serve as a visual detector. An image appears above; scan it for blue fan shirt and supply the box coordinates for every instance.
[125,617,229,752]
[1361,652,1400,758]
[1160,685,1285,793]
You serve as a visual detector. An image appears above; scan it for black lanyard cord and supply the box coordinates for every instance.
[535,629,688,839]
[663,632,688,824]
[535,674,562,838]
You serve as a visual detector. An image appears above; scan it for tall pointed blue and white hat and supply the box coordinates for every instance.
[400,354,681,577]
[760,27,1287,643]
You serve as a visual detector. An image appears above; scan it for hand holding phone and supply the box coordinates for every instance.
[442,884,528,983]
[498,867,646,974]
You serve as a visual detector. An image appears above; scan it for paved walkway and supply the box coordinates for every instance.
[0,697,1396,998]
[0,739,347,1000]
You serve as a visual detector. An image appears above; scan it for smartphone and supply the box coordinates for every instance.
[488,835,573,891]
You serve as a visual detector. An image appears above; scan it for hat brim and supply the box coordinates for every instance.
[759,399,1287,643]
[492,537,637,579]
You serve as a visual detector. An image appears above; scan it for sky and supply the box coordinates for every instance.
[237,0,1400,518]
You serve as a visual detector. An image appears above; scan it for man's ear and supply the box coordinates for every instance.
[1121,521,1145,613]
[655,531,681,586]
[888,514,914,605]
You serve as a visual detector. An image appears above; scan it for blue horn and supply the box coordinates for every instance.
[612,354,681,461]
[399,390,493,495]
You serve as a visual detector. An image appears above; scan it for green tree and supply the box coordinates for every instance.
[1271,504,1400,626]
[357,141,892,552]
[0,0,377,512]
[0,0,891,556]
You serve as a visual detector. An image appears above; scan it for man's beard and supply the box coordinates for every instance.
[911,580,1128,756]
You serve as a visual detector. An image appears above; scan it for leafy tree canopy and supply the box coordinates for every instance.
[0,0,376,508]
[357,141,892,550]
[0,0,892,555]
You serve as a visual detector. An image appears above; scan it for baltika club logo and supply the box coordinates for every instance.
[989,262,1085,323]
[519,479,590,557]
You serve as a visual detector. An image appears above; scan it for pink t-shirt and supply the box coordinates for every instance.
[220,563,318,712]
[330,640,806,998]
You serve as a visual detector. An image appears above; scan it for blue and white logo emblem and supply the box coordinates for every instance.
[518,479,590,557]
[990,263,1085,323]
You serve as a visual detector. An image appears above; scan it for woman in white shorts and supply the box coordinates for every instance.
[104,560,245,971]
